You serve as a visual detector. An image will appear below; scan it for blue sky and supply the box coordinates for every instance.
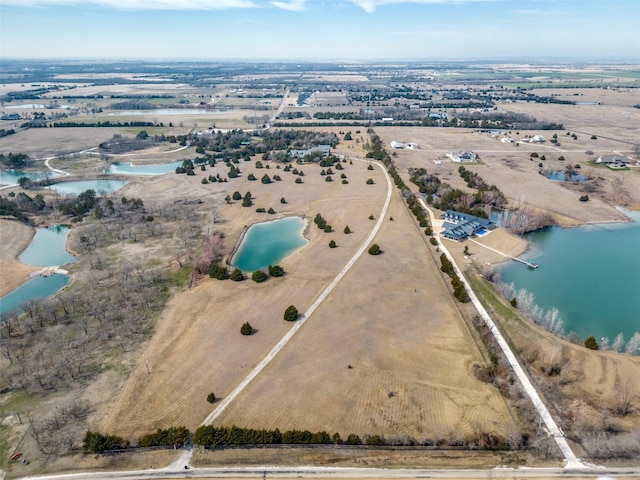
[1,0,638,61]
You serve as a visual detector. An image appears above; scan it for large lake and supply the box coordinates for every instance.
[0,225,76,316]
[499,212,640,342]
[232,217,308,272]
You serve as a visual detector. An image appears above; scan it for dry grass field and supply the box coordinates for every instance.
[375,127,639,223]
[0,219,37,297]
[100,153,515,444]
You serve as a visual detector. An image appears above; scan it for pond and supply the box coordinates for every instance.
[0,225,77,316]
[545,171,586,182]
[231,217,308,272]
[46,179,128,195]
[107,108,234,116]
[107,161,183,175]
[0,170,60,186]
[498,212,640,343]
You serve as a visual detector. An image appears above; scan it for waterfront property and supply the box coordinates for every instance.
[596,154,631,169]
[440,210,495,241]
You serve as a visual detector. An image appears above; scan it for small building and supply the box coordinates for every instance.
[287,144,331,160]
[530,135,546,143]
[1,113,20,121]
[440,210,495,241]
[501,137,515,143]
[596,154,630,166]
[450,151,477,163]
[390,141,405,149]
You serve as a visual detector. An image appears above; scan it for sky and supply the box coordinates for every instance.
[1,0,639,61]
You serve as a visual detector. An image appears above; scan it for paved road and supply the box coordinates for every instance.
[17,464,640,480]
[417,197,585,469]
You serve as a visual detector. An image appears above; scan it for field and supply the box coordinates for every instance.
[0,219,37,297]
[2,61,640,476]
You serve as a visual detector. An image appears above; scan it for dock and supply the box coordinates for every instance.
[469,239,539,269]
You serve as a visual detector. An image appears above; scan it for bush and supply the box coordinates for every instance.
[579,195,589,202]
[261,174,272,184]
[368,244,382,255]
[280,197,287,204]
[591,135,597,140]
[207,392,216,403]
[268,207,275,214]
[366,178,374,184]
[344,225,351,234]
[324,224,332,233]
[429,237,438,246]
[325,175,333,182]
[584,335,599,350]
[329,240,337,248]
[139,427,191,448]
[295,177,303,184]
[284,305,299,322]
[241,322,253,336]
[209,263,229,280]
[251,270,268,283]
[247,173,256,181]
[230,268,245,281]
[232,191,242,201]
[201,178,208,184]
[256,207,266,213]
[367,164,374,170]
[341,179,348,184]
[368,214,374,220]
[268,264,284,277]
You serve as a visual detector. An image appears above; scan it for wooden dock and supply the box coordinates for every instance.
[469,239,539,269]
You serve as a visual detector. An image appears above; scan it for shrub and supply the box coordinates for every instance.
[367,164,374,170]
[230,268,245,281]
[255,160,264,168]
[341,180,348,184]
[280,197,287,204]
[209,263,229,280]
[268,264,284,277]
[139,427,191,448]
[252,270,268,283]
[329,240,337,248]
[579,195,589,202]
[295,177,303,184]
[368,214,374,220]
[247,173,256,181]
[324,225,332,233]
[284,305,299,321]
[584,335,599,350]
[268,207,275,214]
[530,152,539,158]
[241,322,253,336]
[368,244,382,255]
[201,178,208,184]
[256,207,266,213]
[207,392,216,403]
[83,431,130,453]
[591,135,597,140]
[261,174,272,184]
[429,237,438,246]
[232,191,242,201]
[325,175,333,182]
[366,178,374,184]
[344,225,351,234]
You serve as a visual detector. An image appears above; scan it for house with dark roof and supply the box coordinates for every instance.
[440,210,495,241]
[596,154,630,166]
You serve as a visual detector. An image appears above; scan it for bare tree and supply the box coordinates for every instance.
[612,379,638,416]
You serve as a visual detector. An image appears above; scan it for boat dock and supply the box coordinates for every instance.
[469,239,539,269]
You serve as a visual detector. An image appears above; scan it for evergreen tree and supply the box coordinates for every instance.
[241,322,253,336]
[284,305,299,321]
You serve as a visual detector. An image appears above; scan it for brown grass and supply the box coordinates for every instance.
[101,154,514,443]
[0,219,37,297]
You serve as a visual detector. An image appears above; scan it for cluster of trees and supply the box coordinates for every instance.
[0,152,32,169]
[439,254,470,303]
[84,426,190,453]
[53,121,160,128]
[313,213,332,233]
[0,128,16,138]
[98,132,162,154]
[193,425,371,448]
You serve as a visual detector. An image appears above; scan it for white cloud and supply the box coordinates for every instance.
[271,0,307,11]
[351,0,499,14]
[0,0,257,9]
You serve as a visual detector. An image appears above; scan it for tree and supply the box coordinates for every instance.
[329,240,337,248]
[268,264,284,277]
[584,335,599,350]
[366,178,374,184]
[280,197,287,204]
[252,270,268,283]
[368,244,382,255]
[230,268,245,281]
[612,333,625,352]
[343,225,351,234]
[323,225,332,233]
[367,164,374,170]
[284,305,298,322]
[241,322,253,336]
[18,176,31,189]
[325,175,333,182]
[368,214,374,220]
[247,173,257,181]
[267,207,275,214]
[261,174,272,184]
[207,392,216,403]
[232,191,242,201]
[295,177,303,184]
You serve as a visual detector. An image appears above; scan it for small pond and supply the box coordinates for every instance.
[0,170,60,186]
[46,179,128,195]
[231,217,308,272]
[107,161,183,175]
[0,225,77,316]
[545,171,586,182]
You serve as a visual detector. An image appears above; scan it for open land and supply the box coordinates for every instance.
[1,61,639,478]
